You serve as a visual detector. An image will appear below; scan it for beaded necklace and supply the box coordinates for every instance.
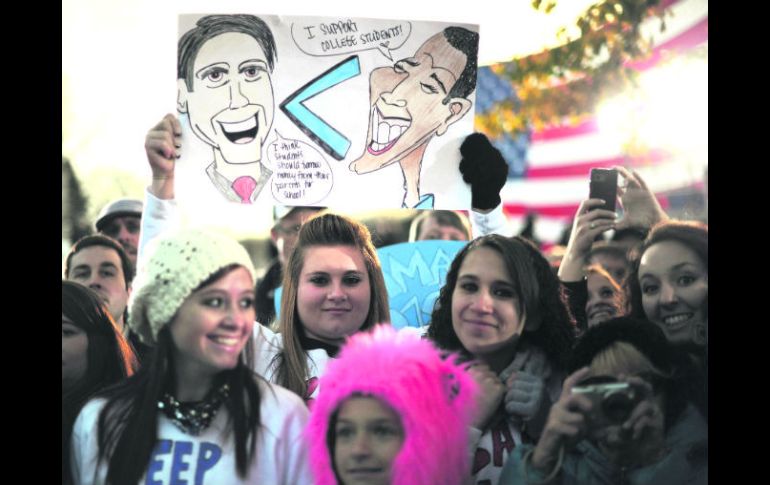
[157,383,230,436]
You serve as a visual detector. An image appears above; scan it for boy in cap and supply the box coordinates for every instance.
[94,198,143,267]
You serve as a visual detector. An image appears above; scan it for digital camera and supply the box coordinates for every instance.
[572,376,642,427]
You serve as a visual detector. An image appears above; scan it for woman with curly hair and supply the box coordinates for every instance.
[427,234,575,484]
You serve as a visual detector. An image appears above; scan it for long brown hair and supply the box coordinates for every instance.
[427,235,575,370]
[95,265,262,484]
[273,212,390,398]
[62,281,138,485]
[627,220,708,320]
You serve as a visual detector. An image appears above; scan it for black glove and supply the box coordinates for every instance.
[459,133,509,211]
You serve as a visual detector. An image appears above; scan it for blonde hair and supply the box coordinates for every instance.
[589,341,669,379]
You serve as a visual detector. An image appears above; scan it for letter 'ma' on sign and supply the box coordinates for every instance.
[387,251,434,294]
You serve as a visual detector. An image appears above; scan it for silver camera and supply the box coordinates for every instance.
[572,377,642,426]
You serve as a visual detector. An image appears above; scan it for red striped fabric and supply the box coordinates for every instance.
[499,0,707,241]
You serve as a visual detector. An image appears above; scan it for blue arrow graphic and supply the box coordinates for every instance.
[280,55,361,160]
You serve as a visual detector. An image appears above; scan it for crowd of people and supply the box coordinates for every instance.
[63,105,707,484]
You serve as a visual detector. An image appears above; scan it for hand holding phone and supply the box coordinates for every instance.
[614,166,669,231]
[589,168,618,213]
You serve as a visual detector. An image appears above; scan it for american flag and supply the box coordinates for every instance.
[475,0,708,245]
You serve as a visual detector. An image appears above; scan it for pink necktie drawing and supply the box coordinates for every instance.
[232,176,258,204]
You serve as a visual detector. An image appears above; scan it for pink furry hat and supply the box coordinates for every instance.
[306,325,478,485]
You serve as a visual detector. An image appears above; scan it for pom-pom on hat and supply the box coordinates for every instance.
[128,228,255,345]
[307,325,478,485]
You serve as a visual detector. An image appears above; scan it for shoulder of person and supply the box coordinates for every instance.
[257,379,307,416]
[253,323,281,346]
[77,397,108,421]
[254,379,309,438]
[666,404,708,448]
[71,397,109,438]
[400,325,429,337]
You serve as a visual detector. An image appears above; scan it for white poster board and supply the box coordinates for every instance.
[175,14,479,231]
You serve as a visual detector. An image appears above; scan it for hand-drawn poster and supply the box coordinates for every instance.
[174,14,479,229]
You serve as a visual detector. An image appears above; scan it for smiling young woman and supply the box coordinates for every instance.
[69,229,310,484]
[427,235,575,485]
[628,221,708,348]
[626,220,708,420]
[253,212,391,403]
[585,264,624,328]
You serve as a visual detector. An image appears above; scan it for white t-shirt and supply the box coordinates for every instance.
[253,324,332,402]
[71,379,311,485]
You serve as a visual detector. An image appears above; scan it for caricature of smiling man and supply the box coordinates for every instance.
[178,15,277,204]
[350,27,478,209]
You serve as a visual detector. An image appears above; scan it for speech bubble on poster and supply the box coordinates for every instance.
[292,19,412,61]
[267,131,334,205]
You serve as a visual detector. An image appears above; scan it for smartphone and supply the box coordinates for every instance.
[589,168,618,212]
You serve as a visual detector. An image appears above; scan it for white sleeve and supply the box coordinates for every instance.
[252,325,283,382]
[279,396,313,485]
[70,400,105,485]
[399,325,428,338]
[470,203,513,238]
[138,188,180,262]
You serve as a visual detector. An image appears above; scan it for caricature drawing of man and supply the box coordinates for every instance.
[177,15,277,204]
[349,26,478,209]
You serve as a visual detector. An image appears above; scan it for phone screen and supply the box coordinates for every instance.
[589,169,618,212]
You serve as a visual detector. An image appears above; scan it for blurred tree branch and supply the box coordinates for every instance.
[477,0,671,137]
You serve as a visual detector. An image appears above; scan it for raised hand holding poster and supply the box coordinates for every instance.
[175,14,479,231]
